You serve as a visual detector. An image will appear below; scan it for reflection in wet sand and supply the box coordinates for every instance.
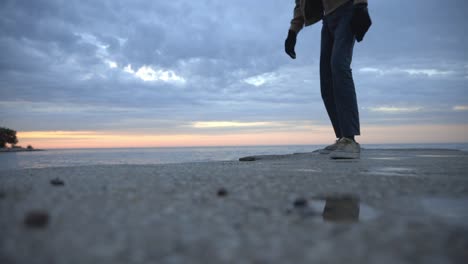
[416,155,464,158]
[294,169,321,173]
[420,197,468,226]
[364,167,417,177]
[368,157,402,160]
[293,195,378,222]
[322,195,360,222]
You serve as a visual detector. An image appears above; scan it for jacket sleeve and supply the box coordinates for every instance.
[354,0,368,5]
[289,0,305,33]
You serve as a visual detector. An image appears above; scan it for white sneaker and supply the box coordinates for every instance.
[319,139,340,154]
[329,137,360,159]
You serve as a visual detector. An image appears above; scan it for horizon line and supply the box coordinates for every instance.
[17,141,468,150]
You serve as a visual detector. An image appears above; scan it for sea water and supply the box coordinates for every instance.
[1,143,467,171]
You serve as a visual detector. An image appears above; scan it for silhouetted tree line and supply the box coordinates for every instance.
[0,127,18,148]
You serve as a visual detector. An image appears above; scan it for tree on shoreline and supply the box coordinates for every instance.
[0,127,18,148]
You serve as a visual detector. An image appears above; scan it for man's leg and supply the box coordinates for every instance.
[330,3,361,138]
[320,18,342,139]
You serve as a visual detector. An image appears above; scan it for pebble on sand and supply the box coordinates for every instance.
[50,178,65,186]
[239,156,256,162]
[24,211,49,229]
[293,197,308,208]
[217,188,228,197]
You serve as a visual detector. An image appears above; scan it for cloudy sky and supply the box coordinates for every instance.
[1,0,467,148]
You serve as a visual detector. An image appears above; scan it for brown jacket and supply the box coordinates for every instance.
[289,0,368,33]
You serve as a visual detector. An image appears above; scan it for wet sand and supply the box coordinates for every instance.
[0,148,44,153]
[1,149,467,264]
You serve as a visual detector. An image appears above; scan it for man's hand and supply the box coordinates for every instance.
[351,3,372,42]
[285,30,297,59]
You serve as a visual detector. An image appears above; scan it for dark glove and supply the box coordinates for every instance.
[351,3,372,42]
[284,30,297,59]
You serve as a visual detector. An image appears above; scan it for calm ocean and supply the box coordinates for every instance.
[1,143,467,171]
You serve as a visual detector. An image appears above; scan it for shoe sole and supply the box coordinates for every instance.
[329,151,360,159]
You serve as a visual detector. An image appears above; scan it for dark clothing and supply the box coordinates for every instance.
[350,3,372,42]
[289,0,368,33]
[320,0,360,138]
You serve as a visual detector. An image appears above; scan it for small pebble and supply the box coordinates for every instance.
[0,191,5,199]
[50,178,65,186]
[293,197,308,208]
[24,211,49,229]
[217,188,228,197]
[239,157,256,162]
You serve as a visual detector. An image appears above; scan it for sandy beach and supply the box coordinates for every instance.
[1,148,468,264]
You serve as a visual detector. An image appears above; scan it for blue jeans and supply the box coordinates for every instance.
[320,0,360,138]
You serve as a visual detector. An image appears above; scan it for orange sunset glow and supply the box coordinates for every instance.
[17,124,468,149]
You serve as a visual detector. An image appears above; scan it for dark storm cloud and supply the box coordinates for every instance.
[0,0,467,132]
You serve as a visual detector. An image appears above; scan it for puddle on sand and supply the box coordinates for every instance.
[288,195,468,225]
[294,169,321,173]
[364,167,417,177]
[420,197,468,226]
[368,157,403,161]
[416,155,464,158]
[290,195,379,223]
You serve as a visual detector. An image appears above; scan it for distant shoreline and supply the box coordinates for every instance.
[0,148,45,153]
